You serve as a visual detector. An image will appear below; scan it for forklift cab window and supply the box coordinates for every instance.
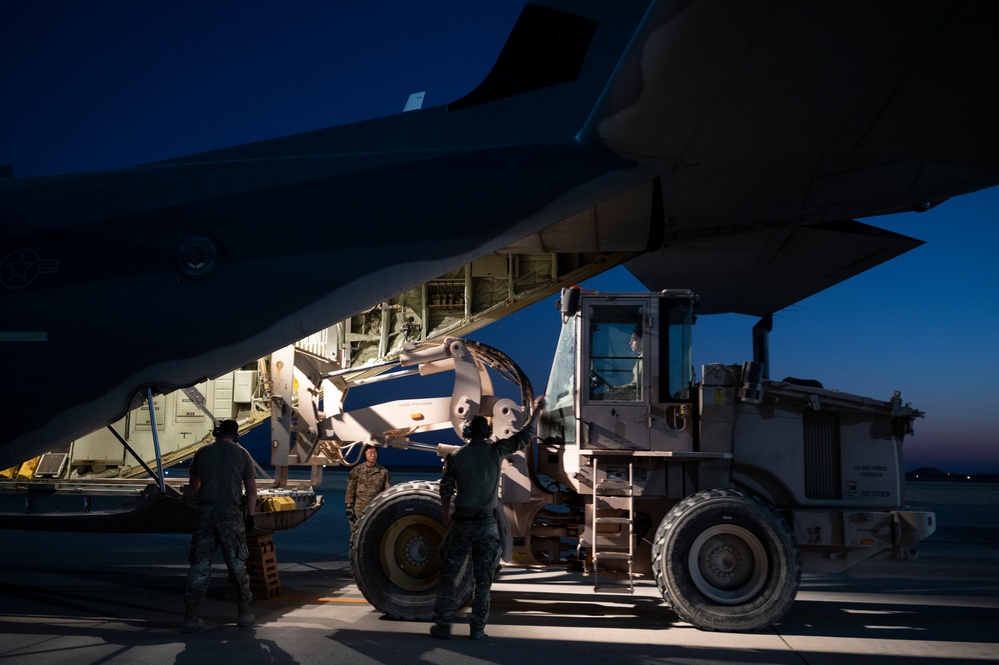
[661,297,693,401]
[588,305,643,401]
[543,318,577,444]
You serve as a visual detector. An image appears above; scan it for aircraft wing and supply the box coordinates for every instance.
[3,0,999,468]
[626,219,925,316]
[581,0,996,314]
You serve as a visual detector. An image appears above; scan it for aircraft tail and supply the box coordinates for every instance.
[151,1,651,166]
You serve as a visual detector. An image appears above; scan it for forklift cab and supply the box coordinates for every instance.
[545,290,696,452]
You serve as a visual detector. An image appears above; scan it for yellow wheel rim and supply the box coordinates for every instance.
[379,514,444,591]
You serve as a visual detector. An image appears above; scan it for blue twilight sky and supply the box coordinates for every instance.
[2,2,997,473]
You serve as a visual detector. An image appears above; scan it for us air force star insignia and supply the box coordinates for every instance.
[1,248,59,289]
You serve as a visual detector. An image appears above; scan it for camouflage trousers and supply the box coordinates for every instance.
[433,515,501,629]
[184,505,252,605]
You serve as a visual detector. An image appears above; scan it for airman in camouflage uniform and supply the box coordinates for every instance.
[430,395,546,641]
[182,419,257,633]
[345,444,391,530]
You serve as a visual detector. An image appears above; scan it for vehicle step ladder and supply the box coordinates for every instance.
[590,455,634,594]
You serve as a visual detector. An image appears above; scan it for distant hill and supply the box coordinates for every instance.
[907,467,999,482]
[907,467,948,478]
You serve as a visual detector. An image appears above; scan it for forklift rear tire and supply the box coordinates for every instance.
[351,480,473,620]
[652,488,800,631]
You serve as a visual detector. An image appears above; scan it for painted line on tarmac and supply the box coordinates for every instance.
[266,596,370,603]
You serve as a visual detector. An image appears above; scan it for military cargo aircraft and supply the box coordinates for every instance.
[3,0,999,471]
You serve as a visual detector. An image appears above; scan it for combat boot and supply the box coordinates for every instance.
[469,624,487,640]
[237,602,255,628]
[182,603,204,633]
[429,623,452,640]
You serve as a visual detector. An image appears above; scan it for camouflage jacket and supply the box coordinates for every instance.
[346,463,391,510]
[440,424,534,512]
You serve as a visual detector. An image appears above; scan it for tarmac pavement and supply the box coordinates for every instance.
[0,473,996,665]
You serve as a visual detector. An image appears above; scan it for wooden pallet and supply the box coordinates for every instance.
[246,534,281,598]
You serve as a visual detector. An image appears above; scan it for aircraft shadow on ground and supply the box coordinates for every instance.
[325,627,995,665]
[777,596,999,643]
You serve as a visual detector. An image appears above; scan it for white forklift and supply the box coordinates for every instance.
[319,288,933,631]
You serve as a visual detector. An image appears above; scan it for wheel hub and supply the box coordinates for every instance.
[403,533,432,568]
[705,543,741,577]
[688,524,767,604]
